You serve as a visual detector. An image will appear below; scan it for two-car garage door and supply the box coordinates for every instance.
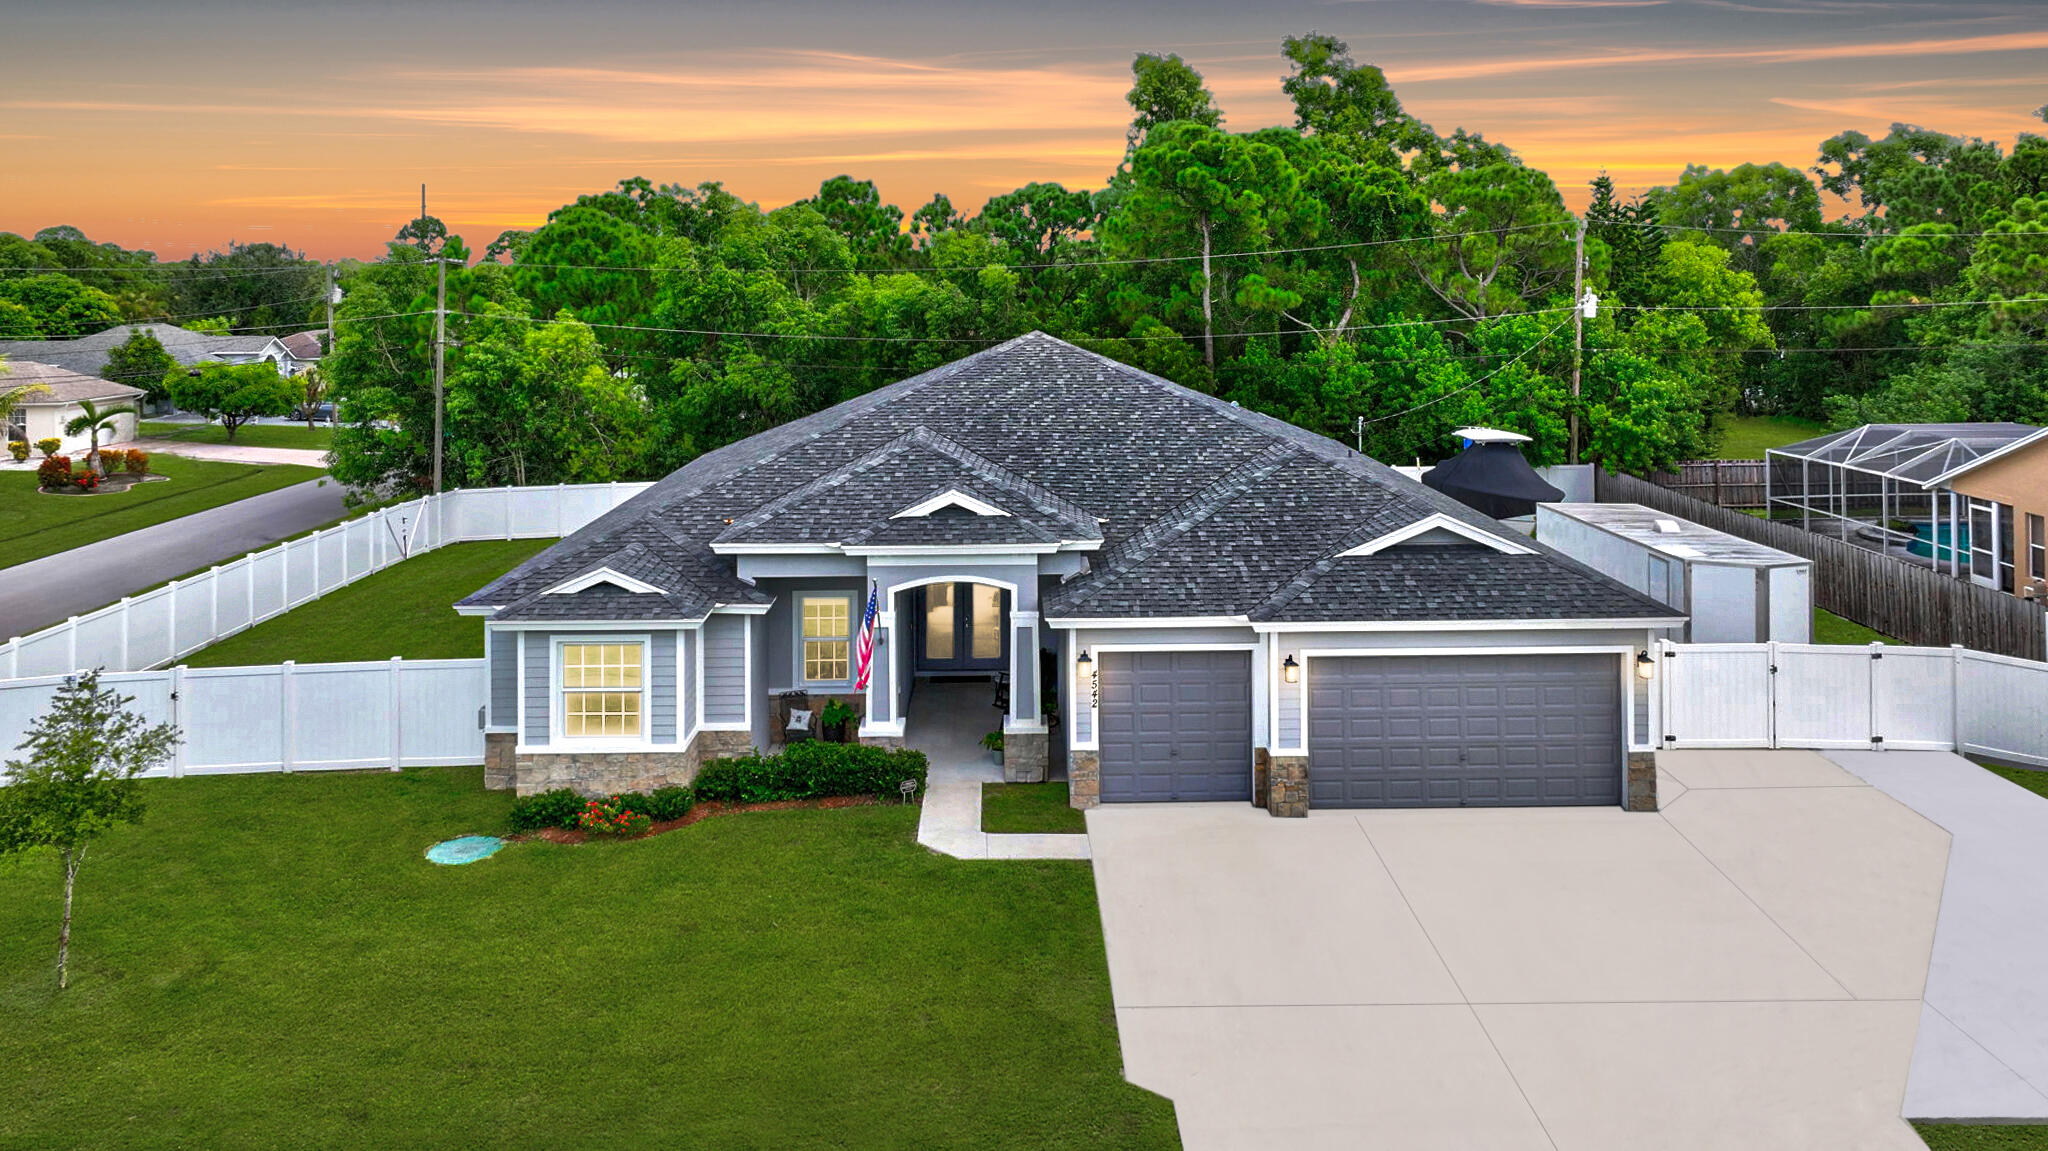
[1307,654,1623,808]
[1096,648,1622,808]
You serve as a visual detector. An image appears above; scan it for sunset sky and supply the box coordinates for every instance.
[4,0,2045,261]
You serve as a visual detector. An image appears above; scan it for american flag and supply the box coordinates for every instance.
[853,581,880,691]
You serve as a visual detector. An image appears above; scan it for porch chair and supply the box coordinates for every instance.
[777,690,814,746]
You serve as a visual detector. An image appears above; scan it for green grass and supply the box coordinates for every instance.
[1981,763,2048,801]
[0,455,326,572]
[139,421,334,450]
[1713,414,1830,460]
[0,767,1177,1149]
[183,538,553,667]
[1917,1124,2048,1149]
[1813,608,1898,646]
[984,783,1088,834]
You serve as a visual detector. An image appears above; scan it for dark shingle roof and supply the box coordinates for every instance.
[462,332,1678,625]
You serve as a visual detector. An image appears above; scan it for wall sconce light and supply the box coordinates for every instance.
[1075,648,1092,678]
[1283,654,1300,684]
[1636,650,1655,680]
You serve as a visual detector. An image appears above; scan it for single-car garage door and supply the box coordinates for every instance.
[1099,650,1253,802]
[1308,654,1621,808]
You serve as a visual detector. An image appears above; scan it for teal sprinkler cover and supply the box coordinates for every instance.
[425,835,506,865]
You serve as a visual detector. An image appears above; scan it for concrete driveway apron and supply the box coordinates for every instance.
[1086,749,1947,1151]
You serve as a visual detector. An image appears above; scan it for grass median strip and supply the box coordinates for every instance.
[0,767,1178,1149]
[182,538,553,666]
[983,783,1088,834]
[0,456,326,571]
[138,421,334,450]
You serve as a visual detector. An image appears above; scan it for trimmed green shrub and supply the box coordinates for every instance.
[577,796,651,837]
[507,787,584,831]
[637,786,696,821]
[693,742,928,805]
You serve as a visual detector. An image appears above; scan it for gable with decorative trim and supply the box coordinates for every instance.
[1339,513,1536,557]
[544,567,667,596]
[891,488,1011,519]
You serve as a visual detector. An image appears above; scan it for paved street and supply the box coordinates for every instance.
[1087,750,1950,1151]
[0,477,348,640]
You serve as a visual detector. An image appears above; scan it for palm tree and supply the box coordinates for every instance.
[64,398,136,475]
[1,357,52,456]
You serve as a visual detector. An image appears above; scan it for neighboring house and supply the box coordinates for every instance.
[2,361,144,456]
[1767,423,2048,599]
[0,322,302,385]
[458,333,1682,814]
[278,330,325,374]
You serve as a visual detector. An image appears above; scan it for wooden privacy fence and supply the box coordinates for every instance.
[0,481,653,681]
[1658,640,2048,767]
[1599,469,2047,661]
[1648,459,1768,508]
[0,659,487,776]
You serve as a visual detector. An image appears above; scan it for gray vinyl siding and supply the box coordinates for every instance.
[488,628,516,729]
[703,613,748,724]
[523,632,550,744]
[680,629,697,738]
[651,630,677,744]
[1278,669,1302,748]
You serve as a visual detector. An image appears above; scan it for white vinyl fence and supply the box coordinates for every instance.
[0,659,486,776]
[1,482,652,680]
[1659,639,2048,767]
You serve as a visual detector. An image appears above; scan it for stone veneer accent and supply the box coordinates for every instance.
[859,734,906,751]
[484,733,516,791]
[511,729,759,797]
[1625,750,1658,812]
[1266,755,1308,818]
[1067,749,1100,808]
[1004,731,1049,784]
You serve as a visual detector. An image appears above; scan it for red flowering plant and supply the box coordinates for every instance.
[72,468,100,492]
[577,795,651,838]
[36,454,74,491]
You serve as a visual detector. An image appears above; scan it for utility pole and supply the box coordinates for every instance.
[1569,214,1587,465]
[433,256,446,494]
[324,263,336,352]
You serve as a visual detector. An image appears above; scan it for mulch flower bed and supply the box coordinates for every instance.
[39,473,168,496]
[514,794,883,845]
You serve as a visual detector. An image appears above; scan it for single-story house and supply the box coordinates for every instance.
[1767,423,2048,600]
[278,330,325,371]
[0,322,305,388]
[3,360,144,456]
[458,333,1684,814]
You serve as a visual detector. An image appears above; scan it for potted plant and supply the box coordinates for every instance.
[981,730,1004,766]
[819,698,857,743]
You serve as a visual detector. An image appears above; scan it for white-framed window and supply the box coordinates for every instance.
[801,594,852,684]
[2030,513,2045,582]
[560,641,645,739]
[5,405,26,444]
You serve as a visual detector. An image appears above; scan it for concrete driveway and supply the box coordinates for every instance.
[1087,749,1949,1151]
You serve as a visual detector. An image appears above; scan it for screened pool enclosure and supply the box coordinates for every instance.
[1766,423,2038,592]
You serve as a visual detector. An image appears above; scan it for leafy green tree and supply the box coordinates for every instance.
[99,328,179,403]
[167,242,324,336]
[184,316,233,334]
[395,213,449,255]
[1280,33,1426,166]
[167,361,297,440]
[795,176,909,268]
[0,298,39,338]
[1411,158,1576,320]
[0,273,123,338]
[1124,52,1221,149]
[1966,194,2048,335]
[971,183,1098,261]
[0,670,180,990]
[1656,162,1825,273]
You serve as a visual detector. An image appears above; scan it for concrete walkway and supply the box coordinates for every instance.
[1089,750,1947,1151]
[907,680,1090,861]
[1827,749,2048,1121]
[114,437,330,468]
[0,476,347,639]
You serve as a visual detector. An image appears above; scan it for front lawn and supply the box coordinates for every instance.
[183,538,553,666]
[1814,608,1896,646]
[1713,414,1830,460]
[139,421,334,450]
[1918,1125,2048,1149]
[0,767,1177,1149]
[985,783,1088,834]
[1981,762,2048,801]
[0,455,326,572]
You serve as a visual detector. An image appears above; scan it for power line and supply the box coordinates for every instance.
[1612,220,2048,241]
[1358,315,1577,428]
[1620,294,2048,314]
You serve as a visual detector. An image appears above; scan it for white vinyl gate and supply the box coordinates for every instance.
[1658,640,2048,766]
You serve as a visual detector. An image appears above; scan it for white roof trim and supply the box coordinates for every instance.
[543,567,665,596]
[1920,426,2048,489]
[891,488,1011,519]
[1339,513,1536,557]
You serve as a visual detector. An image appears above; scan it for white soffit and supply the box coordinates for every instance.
[890,488,1011,519]
[1340,512,1537,557]
[543,567,666,596]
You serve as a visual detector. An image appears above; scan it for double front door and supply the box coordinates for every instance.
[916,582,1007,672]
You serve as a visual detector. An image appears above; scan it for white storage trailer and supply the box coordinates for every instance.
[1535,502,1812,643]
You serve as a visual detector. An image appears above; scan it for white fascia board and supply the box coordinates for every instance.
[708,542,843,556]
[1919,427,2048,490]
[891,488,1011,518]
[453,604,499,617]
[1250,617,1687,633]
[1047,615,1252,629]
[850,544,1060,558]
[709,602,774,615]
[1340,513,1535,557]
[543,566,666,596]
[488,617,711,631]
